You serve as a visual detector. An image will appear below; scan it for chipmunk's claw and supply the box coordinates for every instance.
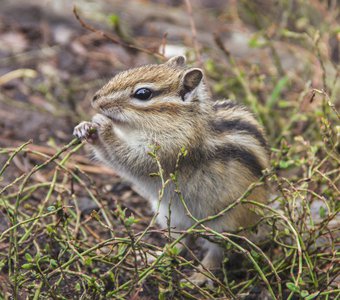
[73,121,98,143]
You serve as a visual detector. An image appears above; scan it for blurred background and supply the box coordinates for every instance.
[0,0,338,146]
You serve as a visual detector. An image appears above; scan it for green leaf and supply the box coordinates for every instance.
[278,100,292,108]
[125,216,139,226]
[49,259,58,268]
[305,292,319,300]
[279,160,294,169]
[21,263,34,270]
[170,173,176,181]
[286,282,300,293]
[34,252,41,261]
[46,225,56,235]
[0,260,5,271]
[250,249,260,259]
[25,253,33,262]
[180,146,188,156]
[75,282,81,292]
[108,14,120,26]
[47,138,57,148]
[166,245,180,256]
[225,243,232,250]
[205,59,216,74]
[280,29,305,39]
[310,146,318,154]
[117,244,127,257]
[85,257,92,266]
[159,289,167,300]
[319,206,326,218]
[248,34,267,48]
[300,290,309,297]
[108,271,115,283]
[267,76,289,109]
[147,151,156,158]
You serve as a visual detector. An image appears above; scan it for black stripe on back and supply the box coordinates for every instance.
[215,145,264,178]
[212,119,268,150]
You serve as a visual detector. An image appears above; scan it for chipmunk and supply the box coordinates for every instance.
[73,56,269,284]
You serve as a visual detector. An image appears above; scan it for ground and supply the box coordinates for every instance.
[0,0,339,299]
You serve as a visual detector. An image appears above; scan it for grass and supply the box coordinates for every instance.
[0,1,339,299]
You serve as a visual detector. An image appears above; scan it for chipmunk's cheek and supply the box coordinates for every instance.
[103,114,124,125]
[101,110,129,125]
[92,113,111,125]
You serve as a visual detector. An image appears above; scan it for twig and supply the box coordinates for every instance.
[0,140,32,177]
[184,0,202,65]
[73,6,165,60]
[214,33,261,116]
[0,69,37,86]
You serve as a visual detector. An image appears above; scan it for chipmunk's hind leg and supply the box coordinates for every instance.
[187,240,223,286]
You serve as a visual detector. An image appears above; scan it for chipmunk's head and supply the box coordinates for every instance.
[91,56,209,131]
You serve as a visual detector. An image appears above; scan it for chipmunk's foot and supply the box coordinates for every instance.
[183,271,213,287]
[135,250,163,265]
[73,121,98,143]
[182,240,221,286]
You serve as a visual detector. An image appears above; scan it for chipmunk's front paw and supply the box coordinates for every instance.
[73,121,98,143]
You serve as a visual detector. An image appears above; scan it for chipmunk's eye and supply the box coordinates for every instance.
[133,88,152,101]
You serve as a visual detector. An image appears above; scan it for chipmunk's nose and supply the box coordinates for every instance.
[91,93,103,110]
[92,94,100,103]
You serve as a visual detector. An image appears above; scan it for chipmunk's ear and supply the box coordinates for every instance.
[180,68,203,101]
[165,55,186,68]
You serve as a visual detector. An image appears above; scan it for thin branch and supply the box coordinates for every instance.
[73,6,165,60]
[184,0,202,65]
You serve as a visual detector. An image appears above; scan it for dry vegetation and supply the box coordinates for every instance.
[0,0,339,299]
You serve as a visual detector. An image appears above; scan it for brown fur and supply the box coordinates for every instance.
[73,56,270,285]
[98,65,183,96]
